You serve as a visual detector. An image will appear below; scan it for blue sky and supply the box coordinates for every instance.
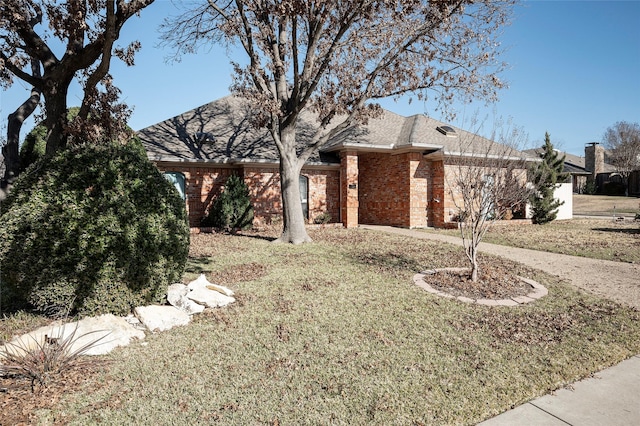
[2,0,639,157]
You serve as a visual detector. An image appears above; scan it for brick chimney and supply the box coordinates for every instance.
[585,142,604,179]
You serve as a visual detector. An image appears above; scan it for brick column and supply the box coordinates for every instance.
[429,160,446,228]
[408,152,428,228]
[340,151,359,228]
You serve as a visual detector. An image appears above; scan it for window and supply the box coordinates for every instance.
[299,175,309,220]
[163,172,186,200]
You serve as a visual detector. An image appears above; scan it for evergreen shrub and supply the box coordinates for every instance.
[0,142,190,316]
[313,212,332,224]
[201,175,254,231]
[530,133,567,224]
[582,180,597,195]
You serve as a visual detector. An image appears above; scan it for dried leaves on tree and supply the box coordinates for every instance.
[0,0,154,168]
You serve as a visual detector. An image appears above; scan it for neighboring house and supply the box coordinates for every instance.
[525,144,620,195]
[579,143,639,196]
[561,151,597,194]
[138,96,536,229]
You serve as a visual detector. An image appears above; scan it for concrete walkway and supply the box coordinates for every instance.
[360,225,640,310]
[479,355,640,426]
[360,225,640,426]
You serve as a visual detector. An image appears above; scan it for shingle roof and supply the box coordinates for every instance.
[524,148,617,175]
[138,95,534,164]
[326,112,533,159]
[563,151,587,169]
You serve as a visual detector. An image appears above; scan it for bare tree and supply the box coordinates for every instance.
[602,121,640,196]
[161,0,518,244]
[445,121,534,282]
[0,0,155,162]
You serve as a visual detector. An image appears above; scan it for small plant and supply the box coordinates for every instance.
[0,324,110,391]
[582,180,597,195]
[313,212,332,225]
[201,175,254,231]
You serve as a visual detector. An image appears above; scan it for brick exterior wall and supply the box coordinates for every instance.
[442,164,466,226]
[306,169,341,223]
[427,160,446,227]
[156,163,339,227]
[157,164,234,227]
[157,154,530,230]
[358,152,430,228]
[441,163,530,227]
[408,152,429,228]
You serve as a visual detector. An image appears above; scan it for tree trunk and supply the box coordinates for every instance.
[464,225,480,282]
[470,254,479,282]
[466,242,479,282]
[274,128,312,244]
[2,61,41,189]
[43,77,72,156]
[625,175,630,197]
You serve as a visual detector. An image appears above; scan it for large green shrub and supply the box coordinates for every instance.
[201,175,254,231]
[0,142,190,317]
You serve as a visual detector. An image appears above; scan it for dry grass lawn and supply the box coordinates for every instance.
[474,219,639,263]
[428,198,640,264]
[3,228,639,425]
[426,194,640,263]
[573,194,640,215]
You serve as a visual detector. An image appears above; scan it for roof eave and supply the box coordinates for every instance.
[148,155,339,169]
[450,151,540,162]
[322,142,443,154]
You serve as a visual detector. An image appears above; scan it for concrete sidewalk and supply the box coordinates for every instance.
[360,225,640,310]
[359,225,640,425]
[479,355,640,426]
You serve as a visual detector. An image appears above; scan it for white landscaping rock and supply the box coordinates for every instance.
[167,283,206,314]
[188,274,235,297]
[187,274,236,308]
[1,314,146,357]
[134,305,191,332]
[187,286,236,308]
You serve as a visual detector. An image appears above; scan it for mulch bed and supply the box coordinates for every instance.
[0,360,109,425]
[423,264,532,300]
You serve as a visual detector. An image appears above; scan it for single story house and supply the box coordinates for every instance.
[527,143,640,196]
[526,145,618,194]
[137,96,537,229]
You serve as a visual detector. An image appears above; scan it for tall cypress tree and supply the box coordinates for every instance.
[530,133,568,224]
